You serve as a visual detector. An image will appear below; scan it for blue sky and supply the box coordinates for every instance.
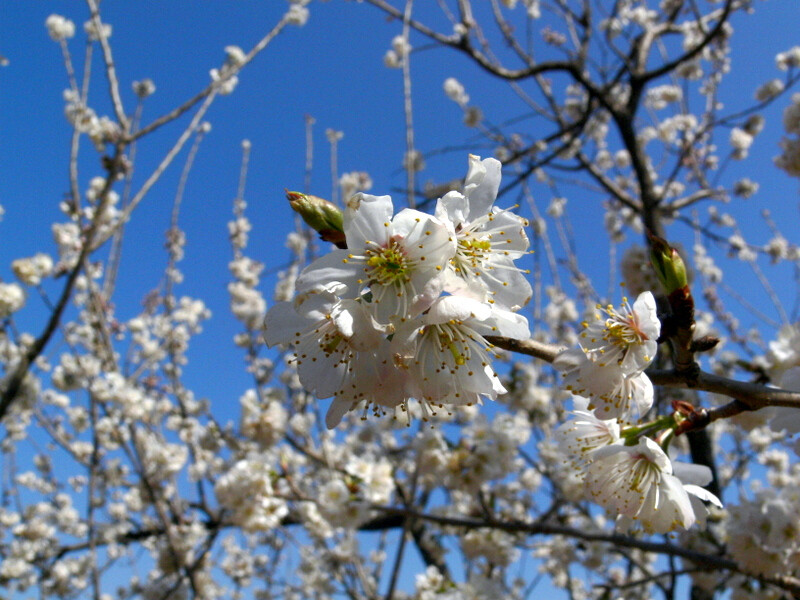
[2,1,800,596]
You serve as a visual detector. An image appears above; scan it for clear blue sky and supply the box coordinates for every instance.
[1,2,800,596]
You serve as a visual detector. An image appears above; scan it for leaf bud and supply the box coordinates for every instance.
[647,232,688,294]
[286,191,346,248]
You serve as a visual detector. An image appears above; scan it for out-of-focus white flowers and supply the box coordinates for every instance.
[132,78,156,98]
[83,18,112,41]
[12,254,53,286]
[755,78,785,102]
[45,15,75,41]
[645,84,683,110]
[286,0,311,27]
[776,137,800,177]
[384,35,411,68]
[0,282,25,318]
[776,46,800,71]
[729,127,753,159]
[339,171,372,204]
[444,77,469,106]
[210,45,246,95]
[215,455,288,532]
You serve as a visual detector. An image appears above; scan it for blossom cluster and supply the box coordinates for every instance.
[554,291,660,421]
[556,399,722,534]
[776,92,800,177]
[550,288,724,532]
[264,155,531,427]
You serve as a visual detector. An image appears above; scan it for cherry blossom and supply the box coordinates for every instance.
[585,437,720,534]
[435,155,532,311]
[392,295,529,413]
[296,193,456,324]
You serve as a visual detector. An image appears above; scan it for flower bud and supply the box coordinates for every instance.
[648,232,688,294]
[286,191,346,248]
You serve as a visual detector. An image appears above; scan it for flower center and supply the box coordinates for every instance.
[604,310,648,347]
[365,239,410,285]
[455,236,491,268]
[422,323,470,365]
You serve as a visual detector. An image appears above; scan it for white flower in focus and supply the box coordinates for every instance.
[554,292,659,419]
[555,397,621,463]
[46,15,75,40]
[263,284,388,428]
[579,292,660,375]
[0,282,25,318]
[554,349,655,420]
[392,295,529,412]
[295,193,456,325]
[586,437,720,533]
[435,155,532,311]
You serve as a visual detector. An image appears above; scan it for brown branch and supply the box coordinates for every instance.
[0,147,127,420]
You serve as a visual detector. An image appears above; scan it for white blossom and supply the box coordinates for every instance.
[0,282,25,318]
[215,455,288,532]
[443,77,469,106]
[435,155,532,311]
[776,46,800,71]
[295,193,455,324]
[83,19,112,41]
[392,295,529,412]
[755,80,784,105]
[11,254,53,286]
[586,437,721,533]
[45,15,75,41]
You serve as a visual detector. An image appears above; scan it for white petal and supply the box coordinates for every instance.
[672,462,713,487]
[344,193,393,250]
[434,191,468,227]
[263,302,307,347]
[633,291,661,341]
[463,155,501,217]
[295,250,360,295]
[424,296,491,323]
[326,397,354,428]
[683,484,723,508]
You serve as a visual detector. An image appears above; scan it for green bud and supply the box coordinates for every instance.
[647,232,688,294]
[286,191,346,247]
